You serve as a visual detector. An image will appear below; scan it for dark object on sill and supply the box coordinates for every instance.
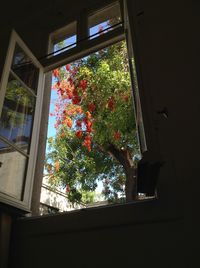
[137,157,164,196]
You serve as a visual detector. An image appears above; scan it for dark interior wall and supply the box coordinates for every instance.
[10,207,183,268]
[126,0,187,209]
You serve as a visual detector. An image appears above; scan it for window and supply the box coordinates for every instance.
[49,21,77,56]
[0,31,44,210]
[88,1,122,39]
[38,1,150,215]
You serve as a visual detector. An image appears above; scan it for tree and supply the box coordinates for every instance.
[45,40,140,204]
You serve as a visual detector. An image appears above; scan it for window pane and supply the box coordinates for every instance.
[12,44,39,91]
[0,74,35,153]
[51,21,77,55]
[0,139,28,200]
[88,2,122,39]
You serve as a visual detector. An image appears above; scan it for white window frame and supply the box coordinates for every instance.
[0,30,44,211]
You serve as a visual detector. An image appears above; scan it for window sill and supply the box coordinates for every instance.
[14,198,182,236]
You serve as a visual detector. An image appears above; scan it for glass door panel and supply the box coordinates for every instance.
[0,139,28,200]
[0,30,44,210]
[0,74,36,153]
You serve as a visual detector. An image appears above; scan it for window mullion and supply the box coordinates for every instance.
[77,9,88,43]
[10,69,37,97]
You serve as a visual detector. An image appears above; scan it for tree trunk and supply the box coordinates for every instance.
[107,144,137,202]
[125,166,137,202]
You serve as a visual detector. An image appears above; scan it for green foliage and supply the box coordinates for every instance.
[45,41,139,204]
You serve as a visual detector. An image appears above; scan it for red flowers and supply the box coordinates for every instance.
[66,184,70,193]
[76,130,83,138]
[88,103,96,113]
[76,120,82,127]
[107,97,115,110]
[83,118,93,133]
[66,64,71,71]
[83,135,91,151]
[79,80,87,90]
[53,69,59,78]
[72,96,81,105]
[114,131,121,141]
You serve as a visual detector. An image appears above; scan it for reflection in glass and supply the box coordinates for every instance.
[88,2,122,39]
[0,139,27,200]
[12,45,39,91]
[0,75,35,152]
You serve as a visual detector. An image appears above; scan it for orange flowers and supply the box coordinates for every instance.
[64,117,72,128]
[83,135,91,151]
[60,132,65,138]
[86,111,92,119]
[53,69,59,78]
[54,161,59,171]
[76,107,83,114]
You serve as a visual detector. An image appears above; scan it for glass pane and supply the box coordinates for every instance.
[88,2,122,39]
[51,21,77,55]
[12,44,39,91]
[0,139,28,200]
[0,74,35,153]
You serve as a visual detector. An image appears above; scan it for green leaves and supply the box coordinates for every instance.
[46,41,140,204]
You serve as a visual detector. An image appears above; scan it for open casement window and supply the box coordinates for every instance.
[0,31,44,211]
[123,0,147,153]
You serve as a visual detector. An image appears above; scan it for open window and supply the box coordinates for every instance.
[38,0,151,215]
[0,31,44,211]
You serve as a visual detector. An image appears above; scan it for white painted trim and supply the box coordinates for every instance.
[0,33,15,117]
[24,68,44,209]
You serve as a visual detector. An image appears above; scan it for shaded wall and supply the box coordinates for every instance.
[10,202,183,268]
